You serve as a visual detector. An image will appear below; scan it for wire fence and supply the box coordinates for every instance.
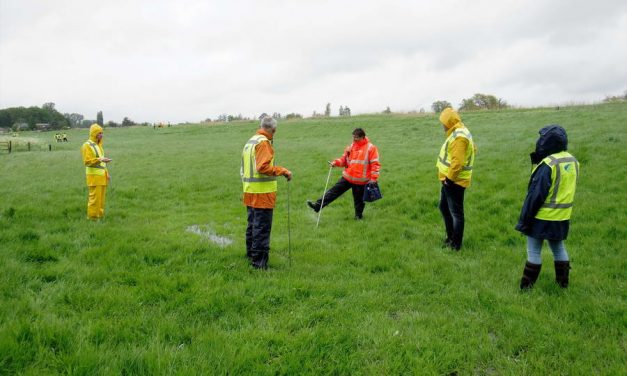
[0,139,53,154]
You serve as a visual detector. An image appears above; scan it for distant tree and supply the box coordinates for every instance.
[42,102,56,111]
[0,104,68,130]
[339,106,344,116]
[81,119,95,128]
[382,106,392,114]
[64,113,84,127]
[324,103,331,117]
[603,90,627,102]
[272,112,282,120]
[0,111,11,128]
[419,108,426,113]
[344,106,351,116]
[96,111,104,126]
[107,120,119,127]
[285,113,302,120]
[459,93,508,111]
[122,117,135,126]
[431,100,452,113]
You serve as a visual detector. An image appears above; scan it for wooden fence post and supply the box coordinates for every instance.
[49,144,52,151]
[28,142,31,151]
[8,141,10,154]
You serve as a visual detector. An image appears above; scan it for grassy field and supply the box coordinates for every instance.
[1,103,625,375]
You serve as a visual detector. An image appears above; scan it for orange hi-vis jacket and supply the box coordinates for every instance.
[332,137,380,185]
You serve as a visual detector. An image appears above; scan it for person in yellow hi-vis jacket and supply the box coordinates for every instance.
[436,108,476,251]
[81,124,111,220]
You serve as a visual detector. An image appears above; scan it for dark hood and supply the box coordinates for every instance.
[531,124,568,163]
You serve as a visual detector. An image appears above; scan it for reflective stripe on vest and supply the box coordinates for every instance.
[343,143,374,183]
[84,141,106,176]
[534,151,579,221]
[436,128,475,179]
[241,134,277,193]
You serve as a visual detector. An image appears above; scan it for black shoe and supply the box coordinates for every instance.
[354,215,363,220]
[307,200,320,213]
[250,251,268,270]
[442,238,452,248]
[252,262,268,270]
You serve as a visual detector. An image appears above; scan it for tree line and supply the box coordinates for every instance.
[0,103,151,131]
[432,93,509,113]
[0,103,70,130]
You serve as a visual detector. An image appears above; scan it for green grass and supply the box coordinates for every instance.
[1,103,626,374]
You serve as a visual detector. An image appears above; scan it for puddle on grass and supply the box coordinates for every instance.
[186,225,233,247]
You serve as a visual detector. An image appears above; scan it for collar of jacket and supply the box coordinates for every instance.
[354,137,369,147]
[257,128,274,140]
[445,123,465,137]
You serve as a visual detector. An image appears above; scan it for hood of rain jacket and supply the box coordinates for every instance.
[89,124,104,145]
[439,108,463,130]
[530,124,567,164]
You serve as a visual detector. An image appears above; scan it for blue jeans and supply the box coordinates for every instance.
[526,236,569,264]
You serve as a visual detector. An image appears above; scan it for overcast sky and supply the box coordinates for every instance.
[1,0,626,123]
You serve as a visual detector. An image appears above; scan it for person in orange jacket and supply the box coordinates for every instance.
[307,128,380,219]
[81,124,111,220]
[241,117,292,269]
[436,108,476,250]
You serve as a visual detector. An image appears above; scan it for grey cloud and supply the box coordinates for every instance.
[2,0,627,122]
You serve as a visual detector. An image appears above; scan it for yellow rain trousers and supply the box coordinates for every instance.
[81,124,109,219]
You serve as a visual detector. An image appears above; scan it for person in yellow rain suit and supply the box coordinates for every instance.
[436,108,476,251]
[81,124,112,220]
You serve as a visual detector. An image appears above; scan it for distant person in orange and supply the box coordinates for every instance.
[81,124,111,220]
[307,128,380,219]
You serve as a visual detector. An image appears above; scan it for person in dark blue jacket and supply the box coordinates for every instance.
[515,125,579,289]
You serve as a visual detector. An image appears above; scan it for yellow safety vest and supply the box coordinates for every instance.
[436,127,475,180]
[84,141,107,176]
[534,151,579,221]
[241,134,277,193]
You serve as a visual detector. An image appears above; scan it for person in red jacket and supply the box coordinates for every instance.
[307,128,380,219]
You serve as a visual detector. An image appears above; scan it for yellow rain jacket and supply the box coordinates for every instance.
[81,124,109,186]
[436,108,476,188]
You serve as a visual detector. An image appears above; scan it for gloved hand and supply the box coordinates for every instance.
[443,177,454,186]
[327,161,334,167]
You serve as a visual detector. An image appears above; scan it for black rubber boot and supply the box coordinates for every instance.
[250,250,268,270]
[554,261,571,288]
[520,261,542,290]
[306,200,320,213]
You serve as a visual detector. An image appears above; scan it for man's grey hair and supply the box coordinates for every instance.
[260,116,277,130]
